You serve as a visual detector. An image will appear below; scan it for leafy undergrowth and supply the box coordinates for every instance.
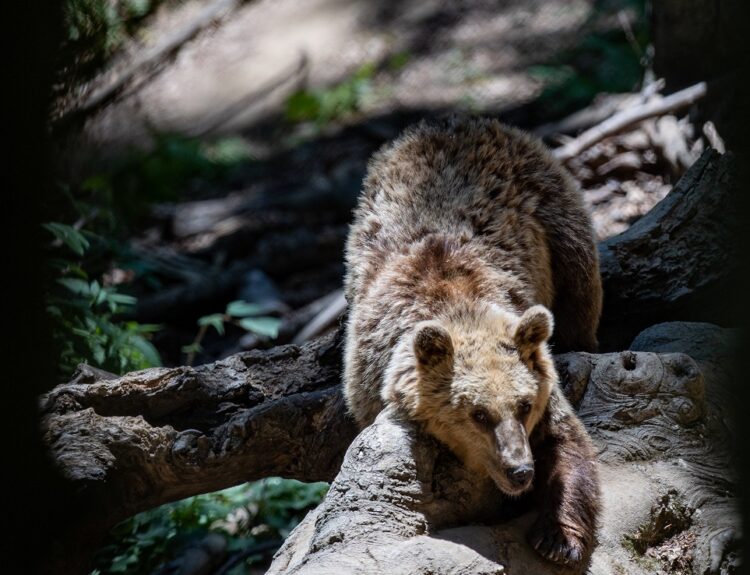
[284,52,410,129]
[44,134,255,381]
[44,218,163,379]
[285,63,377,126]
[92,479,328,575]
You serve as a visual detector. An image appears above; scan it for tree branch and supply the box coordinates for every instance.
[41,332,358,525]
[552,82,707,162]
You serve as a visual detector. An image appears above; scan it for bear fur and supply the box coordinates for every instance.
[343,116,601,568]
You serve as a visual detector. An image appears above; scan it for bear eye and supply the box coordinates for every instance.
[519,401,532,418]
[498,341,517,354]
[471,408,491,427]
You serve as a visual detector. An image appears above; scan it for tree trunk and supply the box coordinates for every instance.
[597,149,738,350]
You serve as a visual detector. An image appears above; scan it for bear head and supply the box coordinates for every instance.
[382,303,557,496]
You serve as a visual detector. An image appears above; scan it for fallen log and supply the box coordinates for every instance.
[40,331,358,574]
[40,323,741,574]
[42,331,356,509]
[597,149,739,350]
[268,322,740,575]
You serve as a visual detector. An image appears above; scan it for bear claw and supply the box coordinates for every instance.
[528,521,585,567]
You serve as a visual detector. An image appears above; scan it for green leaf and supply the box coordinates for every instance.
[46,305,63,319]
[108,292,138,306]
[125,0,151,18]
[226,300,263,318]
[238,317,281,339]
[91,281,108,306]
[128,322,161,333]
[129,335,162,368]
[205,137,253,165]
[388,51,410,71]
[198,313,226,335]
[110,549,138,572]
[43,222,90,255]
[92,342,106,366]
[285,90,321,122]
[181,342,203,356]
[57,277,92,296]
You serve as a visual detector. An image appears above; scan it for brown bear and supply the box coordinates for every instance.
[342,116,601,568]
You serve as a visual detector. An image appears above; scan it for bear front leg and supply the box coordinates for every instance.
[527,414,600,568]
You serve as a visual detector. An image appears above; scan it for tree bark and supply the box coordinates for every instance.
[39,332,358,574]
[597,149,739,350]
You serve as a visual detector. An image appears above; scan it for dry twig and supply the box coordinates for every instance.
[553,82,707,162]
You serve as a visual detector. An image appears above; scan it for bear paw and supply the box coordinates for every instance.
[527,519,586,567]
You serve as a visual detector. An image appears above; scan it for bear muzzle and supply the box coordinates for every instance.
[507,464,534,489]
[492,419,535,494]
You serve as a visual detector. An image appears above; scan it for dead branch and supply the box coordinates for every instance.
[702,121,726,153]
[553,82,707,162]
[291,289,346,344]
[533,78,665,140]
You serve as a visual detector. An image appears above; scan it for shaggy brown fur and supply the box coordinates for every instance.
[343,116,601,568]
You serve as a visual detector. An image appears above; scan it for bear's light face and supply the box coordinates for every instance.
[382,304,557,496]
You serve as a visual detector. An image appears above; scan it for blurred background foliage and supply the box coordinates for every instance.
[43,134,254,378]
[92,479,328,575]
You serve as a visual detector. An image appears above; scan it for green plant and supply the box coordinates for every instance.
[183,300,282,365]
[92,479,328,575]
[387,51,411,71]
[285,63,376,125]
[44,221,162,378]
[43,133,255,378]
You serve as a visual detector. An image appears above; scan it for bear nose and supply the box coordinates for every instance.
[508,465,534,487]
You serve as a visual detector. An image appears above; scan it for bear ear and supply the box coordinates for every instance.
[413,321,454,368]
[513,305,553,353]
